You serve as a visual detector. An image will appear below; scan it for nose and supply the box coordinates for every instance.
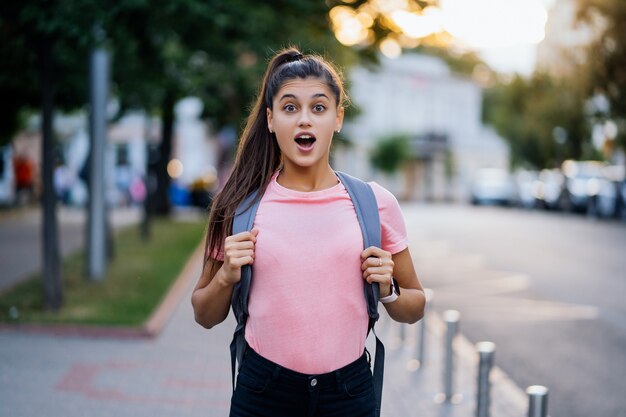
[297,108,312,127]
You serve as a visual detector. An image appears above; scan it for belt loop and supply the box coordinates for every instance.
[334,369,343,391]
[271,364,282,383]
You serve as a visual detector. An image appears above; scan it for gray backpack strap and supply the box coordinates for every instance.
[336,171,385,417]
[230,189,261,389]
[336,171,381,311]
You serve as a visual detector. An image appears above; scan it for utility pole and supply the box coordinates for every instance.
[87,43,110,280]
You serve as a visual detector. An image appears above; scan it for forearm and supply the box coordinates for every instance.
[191,267,235,329]
[382,287,425,324]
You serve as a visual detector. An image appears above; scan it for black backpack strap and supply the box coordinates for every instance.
[336,171,384,417]
[230,189,261,389]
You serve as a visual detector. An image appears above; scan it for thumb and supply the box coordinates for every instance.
[250,227,260,237]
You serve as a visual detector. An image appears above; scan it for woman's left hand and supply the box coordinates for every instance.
[360,247,394,297]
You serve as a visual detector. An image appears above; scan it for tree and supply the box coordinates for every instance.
[0,1,100,309]
[0,2,92,146]
[483,72,590,169]
[576,0,626,152]
[370,134,411,174]
[104,0,359,215]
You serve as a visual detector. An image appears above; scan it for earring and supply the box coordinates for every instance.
[336,129,341,133]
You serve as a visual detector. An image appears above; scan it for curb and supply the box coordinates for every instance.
[0,242,203,339]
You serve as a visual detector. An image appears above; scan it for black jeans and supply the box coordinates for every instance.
[230,347,376,417]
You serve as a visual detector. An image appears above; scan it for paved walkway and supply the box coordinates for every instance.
[0,238,529,417]
[0,205,142,293]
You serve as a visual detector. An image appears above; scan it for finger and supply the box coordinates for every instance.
[226,240,255,251]
[229,230,258,243]
[361,256,378,270]
[250,227,260,237]
[227,249,255,260]
[360,246,381,260]
[361,256,386,271]
[361,247,392,261]
[364,273,391,285]
[229,255,254,267]
[362,265,389,277]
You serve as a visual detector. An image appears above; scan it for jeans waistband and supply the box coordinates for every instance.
[242,347,370,388]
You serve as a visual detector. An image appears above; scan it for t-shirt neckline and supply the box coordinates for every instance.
[271,171,344,198]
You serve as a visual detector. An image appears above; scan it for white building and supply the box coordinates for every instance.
[334,53,509,201]
[11,97,216,207]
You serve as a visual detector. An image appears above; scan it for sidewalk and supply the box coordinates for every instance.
[0,205,142,293]
[0,242,528,417]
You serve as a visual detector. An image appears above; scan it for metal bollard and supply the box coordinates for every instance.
[527,385,549,417]
[416,288,434,367]
[475,342,496,417]
[435,309,462,404]
[409,288,433,371]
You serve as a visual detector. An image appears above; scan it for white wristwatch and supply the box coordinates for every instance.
[379,277,400,304]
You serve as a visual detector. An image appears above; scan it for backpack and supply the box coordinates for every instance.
[230,171,385,416]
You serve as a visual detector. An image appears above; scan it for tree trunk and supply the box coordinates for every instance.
[39,34,62,310]
[153,92,175,215]
[141,111,158,240]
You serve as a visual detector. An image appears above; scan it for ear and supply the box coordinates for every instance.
[266,107,273,133]
[336,106,344,132]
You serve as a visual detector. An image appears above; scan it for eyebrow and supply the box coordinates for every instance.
[278,93,330,101]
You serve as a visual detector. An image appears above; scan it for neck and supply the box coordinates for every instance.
[277,163,338,192]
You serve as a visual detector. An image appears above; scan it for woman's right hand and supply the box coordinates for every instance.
[221,227,259,285]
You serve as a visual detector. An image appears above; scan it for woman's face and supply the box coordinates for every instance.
[267,77,344,172]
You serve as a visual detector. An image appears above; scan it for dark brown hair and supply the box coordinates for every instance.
[203,47,347,269]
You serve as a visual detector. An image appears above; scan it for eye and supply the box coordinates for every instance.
[313,104,326,112]
[283,104,297,112]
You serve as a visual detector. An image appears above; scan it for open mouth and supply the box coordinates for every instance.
[295,134,316,149]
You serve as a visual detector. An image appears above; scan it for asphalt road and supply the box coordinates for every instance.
[402,203,626,417]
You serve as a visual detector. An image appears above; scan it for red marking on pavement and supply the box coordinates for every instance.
[56,362,230,408]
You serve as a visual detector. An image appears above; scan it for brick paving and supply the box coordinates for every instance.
[0,241,529,417]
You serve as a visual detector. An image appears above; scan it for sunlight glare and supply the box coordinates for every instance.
[330,6,370,46]
[391,7,442,39]
[440,0,548,49]
[380,37,402,58]
[167,159,183,179]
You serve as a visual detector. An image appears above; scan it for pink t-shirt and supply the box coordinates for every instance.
[241,173,408,374]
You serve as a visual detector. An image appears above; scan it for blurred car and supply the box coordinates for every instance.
[558,160,606,213]
[515,169,540,209]
[469,168,516,206]
[592,165,626,218]
[535,168,564,210]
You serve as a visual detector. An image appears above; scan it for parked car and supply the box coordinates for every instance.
[515,169,540,209]
[558,160,606,213]
[470,168,516,206]
[536,168,564,210]
[592,165,626,218]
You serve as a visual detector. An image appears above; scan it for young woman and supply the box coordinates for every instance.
[192,47,426,417]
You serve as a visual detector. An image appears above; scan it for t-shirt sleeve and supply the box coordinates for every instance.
[369,182,408,254]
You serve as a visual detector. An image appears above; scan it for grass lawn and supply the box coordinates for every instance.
[0,217,205,327]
